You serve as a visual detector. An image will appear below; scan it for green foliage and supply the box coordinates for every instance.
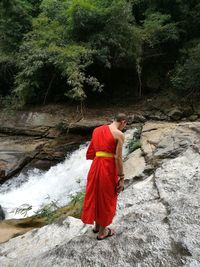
[0,0,200,105]
[127,140,141,154]
[0,0,41,104]
[127,127,142,154]
[69,191,85,207]
[14,196,59,223]
[143,12,178,47]
[14,203,33,217]
[0,0,32,54]
[171,43,200,95]
[35,198,59,224]
[14,192,85,224]
[13,0,107,104]
[0,94,22,114]
[133,10,179,95]
[69,191,85,215]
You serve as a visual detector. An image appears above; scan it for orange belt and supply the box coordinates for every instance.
[96,151,115,157]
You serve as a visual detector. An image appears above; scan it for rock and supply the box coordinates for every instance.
[0,217,89,264]
[155,148,200,265]
[0,108,112,137]
[0,132,88,183]
[181,117,187,121]
[152,114,168,121]
[0,169,5,179]
[0,217,45,244]
[141,122,200,160]
[188,123,200,134]
[123,149,146,182]
[149,112,168,121]
[168,108,183,120]
[0,198,87,244]
[23,159,59,172]
[0,205,5,220]
[143,111,168,121]
[0,136,47,183]
[182,106,194,117]
[143,111,151,119]
[36,134,87,161]
[45,128,62,138]
[188,115,198,121]
[0,125,50,137]
[0,111,67,137]
[141,122,177,158]
[193,142,200,154]
[127,114,146,124]
[0,122,200,266]
[68,119,108,134]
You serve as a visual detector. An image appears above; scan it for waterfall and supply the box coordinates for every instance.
[0,129,136,219]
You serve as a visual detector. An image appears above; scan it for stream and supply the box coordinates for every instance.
[0,129,136,219]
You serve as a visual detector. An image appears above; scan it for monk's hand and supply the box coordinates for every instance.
[117,179,124,194]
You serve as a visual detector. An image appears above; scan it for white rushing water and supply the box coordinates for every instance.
[0,129,137,219]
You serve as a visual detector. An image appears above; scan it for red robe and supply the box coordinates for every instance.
[81,124,118,227]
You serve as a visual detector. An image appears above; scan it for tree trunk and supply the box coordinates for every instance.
[136,61,142,97]
[43,72,56,105]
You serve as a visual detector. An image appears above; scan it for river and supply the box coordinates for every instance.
[0,129,135,219]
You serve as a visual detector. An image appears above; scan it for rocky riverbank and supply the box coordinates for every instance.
[0,101,200,184]
[0,108,98,184]
[0,120,199,266]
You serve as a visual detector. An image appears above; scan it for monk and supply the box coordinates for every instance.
[81,113,127,240]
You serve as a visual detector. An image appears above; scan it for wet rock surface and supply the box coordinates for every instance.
[0,136,47,183]
[0,104,199,184]
[0,109,110,183]
[0,121,200,266]
[0,133,88,184]
[0,110,109,137]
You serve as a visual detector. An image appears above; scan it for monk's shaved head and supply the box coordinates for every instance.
[114,113,127,122]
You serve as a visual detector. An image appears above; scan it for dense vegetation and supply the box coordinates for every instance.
[0,0,200,106]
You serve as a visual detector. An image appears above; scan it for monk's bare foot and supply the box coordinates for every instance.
[97,227,115,240]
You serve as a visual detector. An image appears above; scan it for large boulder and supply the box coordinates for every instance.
[123,148,146,182]
[0,122,200,266]
[140,121,200,161]
[188,115,199,121]
[0,111,66,137]
[0,109,110,137]
[167,108,183,121]
[68,119,108,134]
[0,136,47,183]
[127,114,146,124]
[155,148,200,265]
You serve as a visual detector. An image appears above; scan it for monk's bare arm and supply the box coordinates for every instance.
[115,132,125,176]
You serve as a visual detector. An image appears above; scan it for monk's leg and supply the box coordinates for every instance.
[98,225,106,237]
[98,225,115,238]
[93,222,100,232]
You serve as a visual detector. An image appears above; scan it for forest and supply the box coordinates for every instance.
[0,0,200,107]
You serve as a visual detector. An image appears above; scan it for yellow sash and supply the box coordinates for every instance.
[96,151,114,157]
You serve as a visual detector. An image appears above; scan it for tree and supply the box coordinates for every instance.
[0,0,40,97]
[0,0,33,53]
[171,43,200,110]
[14,0,138,105]
[1,0,200,106]
[132,10,178,96]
